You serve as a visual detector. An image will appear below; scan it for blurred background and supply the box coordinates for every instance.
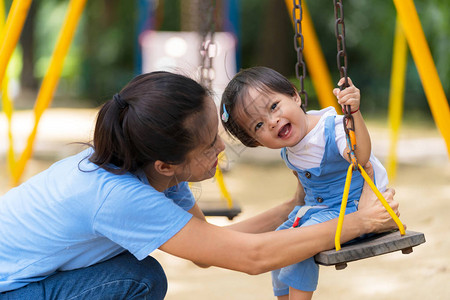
[5,0,449,112]
[0,0,449,299]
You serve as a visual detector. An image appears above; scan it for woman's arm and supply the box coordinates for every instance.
[188,195,295,234]
[226,178,305,234]
[184,185,297,269]
[188,203,206,220]
[159,182,399,275]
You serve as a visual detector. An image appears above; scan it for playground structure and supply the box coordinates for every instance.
[282,0,450,179]
[284,0,433,269]
[0,0,87,187]
[0,0,446,265]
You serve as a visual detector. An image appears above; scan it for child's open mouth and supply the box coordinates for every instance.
[278,123,291,138]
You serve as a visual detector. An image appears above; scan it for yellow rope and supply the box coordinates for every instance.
[357,163,405,235]
[335,163,406,251]
[335,164,353,251]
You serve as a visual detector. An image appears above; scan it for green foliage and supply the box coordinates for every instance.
[294,0,449,117]
[23,0,449,114]
[419,0,450,93]
[306,0,396,113]
[32,0,83,91]
[78,0,137,104]
[239,0,267,68]
[158,0,181,31]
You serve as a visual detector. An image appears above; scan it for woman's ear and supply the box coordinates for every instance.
[153,160,177,177]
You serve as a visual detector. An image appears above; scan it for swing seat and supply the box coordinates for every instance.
[314,230,425,270]
[199,201,241,220]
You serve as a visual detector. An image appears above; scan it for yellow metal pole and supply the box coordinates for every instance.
[0,0,32,85]
[387,19,408,181]
[0,0,16,175]
[1,72,15,175]
[11,0,87,186]
[285,0,340,112]
[393,0,450,158]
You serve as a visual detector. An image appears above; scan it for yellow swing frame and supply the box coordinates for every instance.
[0,0,87,187]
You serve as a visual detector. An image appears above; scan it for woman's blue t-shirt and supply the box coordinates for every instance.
[0,148,196,292]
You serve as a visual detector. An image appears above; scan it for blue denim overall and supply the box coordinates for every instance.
[271,115,365,296]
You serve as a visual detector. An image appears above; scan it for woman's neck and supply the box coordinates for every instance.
[144,168,178,192]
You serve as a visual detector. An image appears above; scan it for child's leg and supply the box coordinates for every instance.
[290,287,313,300]
[278,256,319,295]
[271,206,306,298]
[272,267,290,298]
[278,210,340,298]
[1,251,167,300]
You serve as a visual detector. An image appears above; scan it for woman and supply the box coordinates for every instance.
[0,71,399,299]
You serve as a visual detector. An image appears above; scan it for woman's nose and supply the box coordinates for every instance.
[216,135,226,154]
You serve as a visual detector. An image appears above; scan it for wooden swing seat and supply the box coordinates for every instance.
[199,201,241,220]
[314,230,425,270]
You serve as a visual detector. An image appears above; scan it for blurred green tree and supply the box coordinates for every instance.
[80,0,136,105]
[12,0,448,115]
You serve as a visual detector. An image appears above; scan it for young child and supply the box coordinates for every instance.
[220,66,388,300]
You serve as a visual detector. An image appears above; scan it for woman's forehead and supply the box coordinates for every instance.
[196,98,219,144]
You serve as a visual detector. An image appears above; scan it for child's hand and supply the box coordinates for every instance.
[333,77,360,113]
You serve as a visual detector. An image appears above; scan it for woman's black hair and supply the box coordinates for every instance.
[220,66,303,147]
[89,71,209,174]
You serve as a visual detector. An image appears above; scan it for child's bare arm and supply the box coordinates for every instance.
[226,172,305,234]
[333,77,371,165]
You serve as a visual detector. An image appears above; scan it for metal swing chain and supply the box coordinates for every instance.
[199,0,217,89]
[334,0,349,91]
[332,0,406,252]
[198,0,237,211]
[333,0,357,169]
[292,0,308,109]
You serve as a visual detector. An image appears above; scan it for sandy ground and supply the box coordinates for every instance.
[1,108,449,299]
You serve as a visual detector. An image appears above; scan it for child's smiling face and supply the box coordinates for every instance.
[234,87,309,149]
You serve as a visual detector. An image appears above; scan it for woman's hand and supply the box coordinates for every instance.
[357,162,402,234]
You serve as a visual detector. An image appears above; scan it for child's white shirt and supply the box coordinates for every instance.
[286,107,388,191]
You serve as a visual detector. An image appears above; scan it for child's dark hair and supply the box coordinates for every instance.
[220,66,304,147]
[90,71,209,174]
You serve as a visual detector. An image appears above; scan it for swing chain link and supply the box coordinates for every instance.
[292,0,308,109]
[333,0,358,170]
[333,0,349,92]
[199,0,217,89]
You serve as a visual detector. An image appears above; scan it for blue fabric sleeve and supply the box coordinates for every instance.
[164,181,196,211]
[93,181,193,260]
